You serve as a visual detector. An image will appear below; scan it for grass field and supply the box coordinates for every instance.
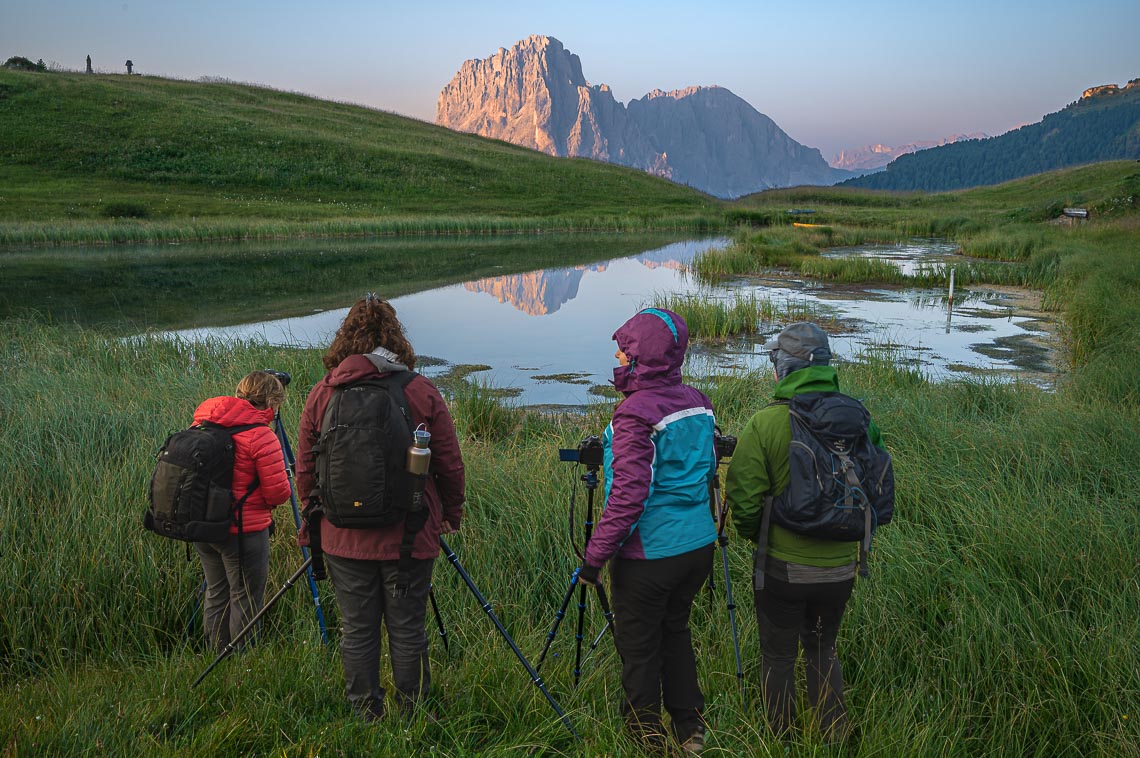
[0,70,724,246]
[1,70,1138,754]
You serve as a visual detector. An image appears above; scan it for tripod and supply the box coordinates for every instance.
[708,452,745,701]
[439,537,579,739]
[273,410,330,644]
[536,458,616,686]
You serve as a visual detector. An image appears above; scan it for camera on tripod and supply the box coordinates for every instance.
[559,435,604,467]
[714,431,737,462]
[263,369,291,388]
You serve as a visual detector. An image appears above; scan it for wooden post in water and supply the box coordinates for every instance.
[945,267,956,333]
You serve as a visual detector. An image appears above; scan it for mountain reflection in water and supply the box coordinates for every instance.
[166,237,1059,406]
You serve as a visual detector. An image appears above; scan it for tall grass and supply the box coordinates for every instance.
[1,314,1136,755]
[649,292,831,340]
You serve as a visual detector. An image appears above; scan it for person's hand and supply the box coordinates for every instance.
[577,564,601,585]
[441,521,459,535]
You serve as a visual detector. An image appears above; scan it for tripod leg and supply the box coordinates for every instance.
[186,578,207,638]
[276,415,329,644]
[587,583,616,653]
[428,585,449,654]
[193,557,312,688]
[573,582,588,686]
[537,570,580,670]
[439,538,580,740]
[719,538,746,702]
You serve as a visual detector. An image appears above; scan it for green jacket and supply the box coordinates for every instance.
[725,365,886,567]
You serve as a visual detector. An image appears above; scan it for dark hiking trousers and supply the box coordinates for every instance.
[754,572,855,741]
[611,544,714,743]
[194,528,271,653]
[325,554,434,717]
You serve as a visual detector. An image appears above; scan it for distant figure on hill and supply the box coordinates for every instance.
[125,59,133,75]
[86,55,92,74]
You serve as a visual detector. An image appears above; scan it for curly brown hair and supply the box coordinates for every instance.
[323,296,417,371]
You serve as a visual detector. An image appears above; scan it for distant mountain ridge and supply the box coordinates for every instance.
[831,133,989,171]
[436,35,851,198]
[843,79,1140,191]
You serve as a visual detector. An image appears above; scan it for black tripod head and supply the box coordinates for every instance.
[714,428,736,467]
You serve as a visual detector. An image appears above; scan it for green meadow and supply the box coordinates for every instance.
[1,71,1138,755]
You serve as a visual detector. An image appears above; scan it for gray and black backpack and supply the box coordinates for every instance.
[145,422,260,544]
[761,392,894,579]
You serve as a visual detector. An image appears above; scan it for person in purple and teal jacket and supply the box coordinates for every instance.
[577,307,718,755]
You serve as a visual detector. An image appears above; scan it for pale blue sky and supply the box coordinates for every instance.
[3,1,1137,159]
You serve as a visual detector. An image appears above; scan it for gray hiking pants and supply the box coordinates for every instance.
[325,554,434,715]
[194,528,271,653]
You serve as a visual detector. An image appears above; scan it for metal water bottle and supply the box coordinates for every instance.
[407,424,432,476]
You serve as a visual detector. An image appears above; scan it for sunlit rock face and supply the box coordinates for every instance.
[462,267,589,316]
[436,35,845,198]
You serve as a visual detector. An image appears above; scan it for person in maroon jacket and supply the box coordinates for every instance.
[193,370,292,652]
[296,295,466,722]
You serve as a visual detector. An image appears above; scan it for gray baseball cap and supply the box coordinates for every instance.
[763,322,832,363]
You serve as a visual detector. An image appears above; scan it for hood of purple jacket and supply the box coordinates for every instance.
[611,308,689,394]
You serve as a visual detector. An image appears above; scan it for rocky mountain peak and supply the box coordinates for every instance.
[436,37,845,197]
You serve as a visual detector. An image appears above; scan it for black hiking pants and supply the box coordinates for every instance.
[610,544,714,743]
[754,573,855,742]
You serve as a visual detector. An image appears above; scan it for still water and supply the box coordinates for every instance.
[168,237,1058,406]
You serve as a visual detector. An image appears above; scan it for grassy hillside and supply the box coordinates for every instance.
[843,83,1140,191]
[0,70,723,245]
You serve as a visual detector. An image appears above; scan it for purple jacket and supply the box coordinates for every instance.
[584,308,717,570]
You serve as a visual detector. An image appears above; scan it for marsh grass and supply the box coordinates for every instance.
[650,292,831,341]
[2,309,1136,755]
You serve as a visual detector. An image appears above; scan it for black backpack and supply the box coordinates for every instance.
[313,371,417,529]
[145,422,260,544]
[757,392,894,582]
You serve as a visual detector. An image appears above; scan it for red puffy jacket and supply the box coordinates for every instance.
[192,396,292,534]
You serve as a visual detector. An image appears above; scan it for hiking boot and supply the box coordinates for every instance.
[679,724,706,754]
[354,698,385,723]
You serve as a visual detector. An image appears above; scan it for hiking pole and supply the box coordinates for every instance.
[192,556,313,688]
[439,537,580,740]
[271,407,329,644]
[428,584,449,654]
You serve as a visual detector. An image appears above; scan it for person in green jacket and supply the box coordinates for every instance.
[725,323,886,743]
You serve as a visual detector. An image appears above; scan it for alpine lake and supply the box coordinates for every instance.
[5,233,1061,408]
[163,234,1057,408]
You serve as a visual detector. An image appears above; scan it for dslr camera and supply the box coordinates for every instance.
[264,368,292,388]
[559,435,604,467]
[714,431,737,462]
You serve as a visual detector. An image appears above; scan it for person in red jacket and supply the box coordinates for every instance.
[296,295,466,722]
[192,370,292,652]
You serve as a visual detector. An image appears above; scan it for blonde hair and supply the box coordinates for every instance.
[236,370,286,411]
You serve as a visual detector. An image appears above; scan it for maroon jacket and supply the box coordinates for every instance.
[295,353,466,560]
[192,396,292,534]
